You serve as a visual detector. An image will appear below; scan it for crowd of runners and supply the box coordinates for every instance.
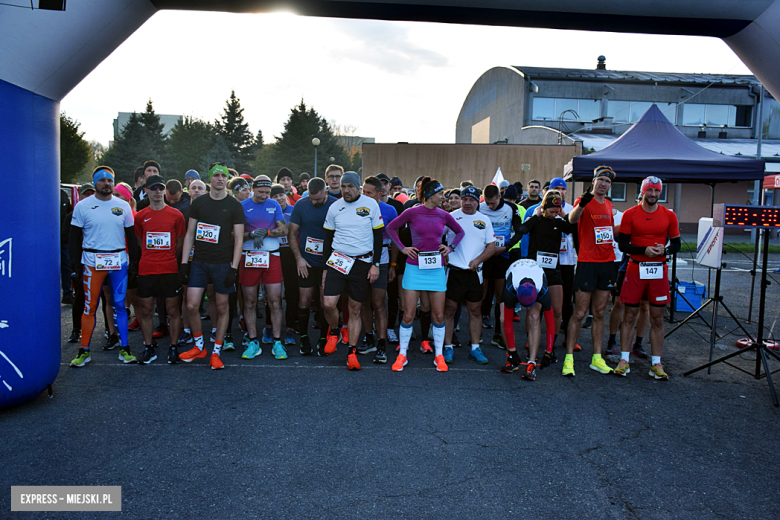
[62,160,680,381]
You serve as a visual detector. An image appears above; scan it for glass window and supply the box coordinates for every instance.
[659,103,677,122]
[579,99,601,122]
[607,100,630,123]
[555,98,579,120]
[630,102,653,123]
[683,104,706,126]
[609,183,626,202]
[706,105,729,127]
[532,98,555,120]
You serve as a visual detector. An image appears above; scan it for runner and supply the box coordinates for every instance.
[321,171,384,370]
[499,259,557,380]
[324,164,344,199]
[443,186,496,364]
[288,178,337,355]
[69,167,139,367]
[238,176,288,360]
[228,176,251,203]
[270,182,299,346]
[615,176,680,379]
[178,163,244,370]
[387,177,465,373]
[520,179,542,210]
[377,173,404,344]
[178,178,207,346]
[445,189,461,212]
[564,165,620,376]
[133,175,186,364]
[275,168,301,206]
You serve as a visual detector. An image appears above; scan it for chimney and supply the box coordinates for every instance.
[596,55,606,70]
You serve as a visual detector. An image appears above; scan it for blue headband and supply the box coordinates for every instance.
[93,169,114,185]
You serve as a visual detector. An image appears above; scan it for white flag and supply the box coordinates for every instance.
[491,167,505,186]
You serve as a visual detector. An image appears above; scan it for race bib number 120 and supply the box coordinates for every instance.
[196,222,220,244]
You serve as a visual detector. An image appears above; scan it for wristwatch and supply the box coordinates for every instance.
[374,262,381,268]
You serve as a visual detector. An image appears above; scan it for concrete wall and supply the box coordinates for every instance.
[362,143,582,190]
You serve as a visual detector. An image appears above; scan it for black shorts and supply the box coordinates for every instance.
[484,256,512,280]
[137,273,182,299]
[323,260,371,303]
[446,267,483,303]
[543,267,564,287]
[298,266,324,289]
[370,264,389,291]
[574,261,617,293]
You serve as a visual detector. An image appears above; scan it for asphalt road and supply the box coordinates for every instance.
[2,259,779,519]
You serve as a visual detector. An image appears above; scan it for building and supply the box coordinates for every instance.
[456,57,780,231]
[112,112,183,140]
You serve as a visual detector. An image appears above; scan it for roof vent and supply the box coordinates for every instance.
[596,56,606,70]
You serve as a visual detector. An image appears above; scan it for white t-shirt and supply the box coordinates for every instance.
[71,195,133,267]
[323,195,383,258]
[446,209,495,271]
[612,209,624,262]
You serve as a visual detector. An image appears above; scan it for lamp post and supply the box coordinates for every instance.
[312,137,320,177]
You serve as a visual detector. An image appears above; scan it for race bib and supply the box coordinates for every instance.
[559,236,568,253]
[196,222,220,244]
[146,231,171,250]
[639,262,663,280]
[95,252,121,271]
[327,251,355,275]
[594,226,613,245]
[279,235,289,247]
[245,251,270,269]
[305,237,324,256]
[189,246,194,259]
[495,236,505,248]
[536,252,558,268]
[418,251,442,270]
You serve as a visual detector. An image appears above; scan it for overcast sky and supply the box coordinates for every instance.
[60,10,752,148]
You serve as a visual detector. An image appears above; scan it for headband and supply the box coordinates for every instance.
[594,165,616,181]
[422,181,443,199]
[114,184,132,201]
[543,195,563,210]
[640,176,663,195]
[252,179,272,188]
[209,164,230,179]
[93,169,114,185]
[460,186,481,201]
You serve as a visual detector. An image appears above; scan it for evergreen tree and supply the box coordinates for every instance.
[166,116,216,179]
[60,113,91,183]
[200,134,235,174]
[101,112,154,184]
[215,91,255,173]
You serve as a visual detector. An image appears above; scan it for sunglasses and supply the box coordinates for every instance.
[647,176,662,184]
[147,185,165,191]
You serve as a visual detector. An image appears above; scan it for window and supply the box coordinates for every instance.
[609,182,626,202]
[634,183,668,202]
[607,101,676,123]
[683,104,753,128]
[607,100,630,123]
[532,97,601,122]
[532,98,555,120]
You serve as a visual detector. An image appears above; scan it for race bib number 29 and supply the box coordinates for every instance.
[196,222,220,244]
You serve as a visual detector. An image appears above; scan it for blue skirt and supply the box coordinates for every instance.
[402,263,446,292]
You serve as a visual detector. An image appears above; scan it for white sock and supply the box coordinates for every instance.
[471,344,480,351]
[652,355,661,365]
[194,334,204,350]
[432,323,445,356]
[184,328,191,334]
[621,351,630,362]
[213,341,222,355]
[399,323,412,356]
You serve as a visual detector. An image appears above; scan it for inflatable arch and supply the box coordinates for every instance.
[2,0,780,408]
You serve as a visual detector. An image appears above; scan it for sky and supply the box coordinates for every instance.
[60,10,753,148]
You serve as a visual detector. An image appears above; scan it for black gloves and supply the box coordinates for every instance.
[179,263,190,286]
[223,267,238,287]
[579,186,594,208]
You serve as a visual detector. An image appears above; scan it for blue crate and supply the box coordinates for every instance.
[674,281,707,312]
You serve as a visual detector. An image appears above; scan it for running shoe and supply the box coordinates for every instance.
[261,327,273,345]
[443,346,454,363]
[61,293,75,305]
[451,336,462,349]
[482,315,492,329]
[649,363,669,380]
[605,340,618,356]
[284,330,296,346]
[168,346,180,364]
[242,339,262,359]
[70,348,91,367]
[272,341,288,360]
[317,337,328,356]
[299,336,313,356]
[589,354,614,374]
[118,347,137,364]
[152,324,169,339]
[420,340,434,354]
[322,333,339,356]
[469,347,489,364]
[242,333,249,346]
[583,315,593,329]
[340,326,349,345]
[615,359,631,377]
[434,354,448,372]
[179,331,193,344]
[632,344,649,359]
[513,314,520,322]
[140,346,157,365]
[522,362,537,381]
[223,334,235,351]
[455,323,461,332]
[391,354,408,372]
[103,333,119,350]
[500,356,521,373]
[374,347,387,364]
[210,329,217,343]
[490,334,506,350]
[563,337,581,352]
[67,330,80,343]
[209,353,224,370]
[562,354,575,377]
[179,346,209,363]
[541,350,557,368]
[347,348,361,370]
[358,334,377,355]
[387,329,399,344]
[127,318,140,331]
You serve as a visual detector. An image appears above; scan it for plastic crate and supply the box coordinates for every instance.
[674,281,707,312]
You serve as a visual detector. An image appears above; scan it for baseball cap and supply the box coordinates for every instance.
[376,173,390,182]
[549,177,567,190]
[145,175,165,189]
[390,177,403,188]
[79,183,95,195]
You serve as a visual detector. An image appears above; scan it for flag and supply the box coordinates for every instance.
[491,167,505,186]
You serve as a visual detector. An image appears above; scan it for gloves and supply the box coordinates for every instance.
[179,263,190,286]
[70,267,82,281]
[250,228,268,250]
[223,267,238,287]
[578,186,594,208]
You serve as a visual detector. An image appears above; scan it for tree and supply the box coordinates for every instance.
[200,134,235,174]
[272,100,350,180]
[166,116,216,179]
[138,99,167,160]
[60,113,91,183]
[250,142,276,177]
[215,91,255,173]
[100,112,155,184]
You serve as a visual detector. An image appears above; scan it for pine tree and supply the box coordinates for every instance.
[200,134,235,174]
[60,113,91,183]
[138,99,167,162]
[101,112,154,184]
[166,116,216,179]
[215,91,255,173]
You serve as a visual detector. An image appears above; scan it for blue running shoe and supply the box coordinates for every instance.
[272,341,288,360]
[261,327,273,344]
[242,339,261,359]
[469,347,489,364]
[284,330,296,346]
[443,346,454,364]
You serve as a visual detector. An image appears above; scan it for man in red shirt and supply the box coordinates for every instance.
[566,166,619,376]
[615,176,680,380]
[134,175,187,364]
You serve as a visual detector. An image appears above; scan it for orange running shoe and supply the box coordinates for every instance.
[574,343,582,352]
[209,353,224,370]
[179,346,208,363]
[434,354,448,372]
[420,340,433,354]
[347,349,361,370]
[392,354,408,372]
[323,333,339,355]
[340,326,349,345]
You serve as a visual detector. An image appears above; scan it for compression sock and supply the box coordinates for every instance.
[432,322,445,356]
[399,322,412,356]
[297,307,310,337]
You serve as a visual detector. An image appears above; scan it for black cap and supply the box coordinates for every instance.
[461,186,481,201]
[390,177,403,188]
[376,173,390,182]
[145,175,165,189]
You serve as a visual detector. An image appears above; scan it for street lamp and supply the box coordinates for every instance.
[312,137,320,177]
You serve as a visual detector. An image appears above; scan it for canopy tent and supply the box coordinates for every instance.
[564,104,765,182]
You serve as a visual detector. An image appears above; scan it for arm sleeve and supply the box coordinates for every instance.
[443,211,465,249]
[543,307,556,353]
[372,228,383,264]
[503,304,516,351]
[666,236,681,255]
[371,202,384,230]
[323,228,335,261]
[618,232,646,255]
[125,227,140,266]
[386,208,412,250]
[68,225,83,268]
[506,208,525,250]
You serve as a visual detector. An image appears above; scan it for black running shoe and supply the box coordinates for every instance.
[316,337,327,357]
[67,330,81,343]
[491,334,506,350]
[168,346,180,364]
[373,347,388,364]
[500,358,521,373]
[482,315,492,329]
[632,344,649,359]
[522,362,537,381]
[299,336,313,356]
[103,333,119,350]
[141,346,157,365]
[605,341,618,356]
[357,333,377,354]
[583,315,593,329]
[541,350,557,368]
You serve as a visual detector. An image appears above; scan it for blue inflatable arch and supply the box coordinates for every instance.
[2,0,780,408]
